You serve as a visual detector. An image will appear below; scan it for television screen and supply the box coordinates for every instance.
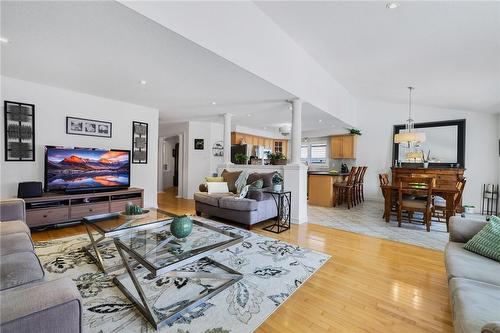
[45,147,130,192]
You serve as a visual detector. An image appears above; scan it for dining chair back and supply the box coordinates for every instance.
[397,177,435,231]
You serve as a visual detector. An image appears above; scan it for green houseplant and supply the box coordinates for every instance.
[234,153,249,165]
[272,173,284,191]
[346,127,362,135]
[266,152,287,165]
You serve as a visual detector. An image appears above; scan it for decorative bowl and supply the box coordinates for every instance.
[119,209,150,220]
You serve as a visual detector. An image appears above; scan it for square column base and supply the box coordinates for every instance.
[283,164,308,224]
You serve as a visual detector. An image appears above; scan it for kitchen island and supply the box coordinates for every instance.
[308,171,349,207]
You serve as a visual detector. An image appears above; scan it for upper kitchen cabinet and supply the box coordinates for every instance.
[330,134,357,159]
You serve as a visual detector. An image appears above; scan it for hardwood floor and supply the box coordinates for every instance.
[31,187,453,333]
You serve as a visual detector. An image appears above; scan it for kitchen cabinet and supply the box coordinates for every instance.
[231,132,287,153]
[330,134,357,159]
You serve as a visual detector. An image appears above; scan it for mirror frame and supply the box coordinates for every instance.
[392,119,466,168]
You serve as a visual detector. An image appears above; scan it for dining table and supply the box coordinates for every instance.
[381,183,459,232]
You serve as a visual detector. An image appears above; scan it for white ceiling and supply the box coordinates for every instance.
[0,0,346,135]
[256,1,500,113]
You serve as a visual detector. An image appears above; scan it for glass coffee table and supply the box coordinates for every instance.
[82,208,176,272]
[113,219,243,329]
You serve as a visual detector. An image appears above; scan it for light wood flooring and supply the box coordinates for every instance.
[32,187,453,333]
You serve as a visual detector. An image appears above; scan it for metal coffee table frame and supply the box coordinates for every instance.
[82,210,175,273]
[112,219,243,330]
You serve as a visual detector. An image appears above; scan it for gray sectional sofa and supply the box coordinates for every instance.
[445,216,500,333]
[0,199,82,333]
[194,170,278,229]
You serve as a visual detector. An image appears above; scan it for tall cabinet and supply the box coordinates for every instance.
[330,134,357,159]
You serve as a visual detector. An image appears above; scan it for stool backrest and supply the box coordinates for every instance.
[379,173,390,186]
[359,166,368,184]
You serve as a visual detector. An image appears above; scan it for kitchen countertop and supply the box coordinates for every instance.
[307,171,350,176]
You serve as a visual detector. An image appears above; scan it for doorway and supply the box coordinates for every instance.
[158,136,181,195]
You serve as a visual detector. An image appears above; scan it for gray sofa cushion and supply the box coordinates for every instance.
[0,220,30,236]
[0,233,34,256]
[0,199,26,223]
[193,192,232,207]
[449,278,500,333]
[247,172,276,188]
[0,252,44,291]
[219,196,258,211]
[445,242,500,286]
[449,217,488,243]
[0,277,82,333]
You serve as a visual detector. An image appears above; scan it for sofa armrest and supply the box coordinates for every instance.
[482,322,500,333]
[0,199,26,223]
[0,278,82,333]
[449,216,488,243]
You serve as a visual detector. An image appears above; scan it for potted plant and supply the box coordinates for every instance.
[463,205,475,214]
[421,150,431,168]
[272,173,284,191]
[266,152,287,165]
[234,153,249,165]
[346,127,362,135]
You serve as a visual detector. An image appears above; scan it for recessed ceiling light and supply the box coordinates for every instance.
[139,80,147,85]
[247,113,252,117]
[211,101,217,105]
[386,2,400,9]
[0,37,9,44]
[318,119,323,123]
[263,126,267,130]
[288,106,292,111]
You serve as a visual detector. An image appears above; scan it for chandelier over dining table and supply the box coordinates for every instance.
[394,86,426,147]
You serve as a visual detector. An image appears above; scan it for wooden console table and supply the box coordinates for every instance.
[23,187,143,228]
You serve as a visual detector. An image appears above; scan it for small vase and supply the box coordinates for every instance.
[273,184,282,192]
[170,215,193,239]
[423,162,429,169]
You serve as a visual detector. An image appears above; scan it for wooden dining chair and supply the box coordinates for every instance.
[433,177,467,223]
[334,166,358,209]
[352,167,364,205]
[358,166,368,203]
[397,177,434,232]
[379,173,393,219]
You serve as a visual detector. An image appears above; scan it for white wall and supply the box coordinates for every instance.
[498,114,500,185]
[0,76,159,207]
[355,99,499,210]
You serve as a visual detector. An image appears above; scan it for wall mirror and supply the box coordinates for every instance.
[393,119,466,168]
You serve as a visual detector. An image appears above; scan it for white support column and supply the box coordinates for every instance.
[291,99,302,165]
[223,113,232,165]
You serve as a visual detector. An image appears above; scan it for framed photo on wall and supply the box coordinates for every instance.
[66,116,112,138]
[4,101,35,161]
[132,121,148,164]
[194,138,204,150]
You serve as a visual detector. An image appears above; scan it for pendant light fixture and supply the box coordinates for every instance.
[394,86,426,147]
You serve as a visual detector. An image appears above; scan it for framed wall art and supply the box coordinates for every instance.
[132,121,148,164]
[194,138,204,150]
[66,116,112,138]
[4,101,35,161]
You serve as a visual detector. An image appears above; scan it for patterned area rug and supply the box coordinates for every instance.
[34,218,329,333]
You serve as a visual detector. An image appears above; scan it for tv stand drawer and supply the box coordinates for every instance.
[110,198,142,213]
[27,207,70,227]
[71,203,109,219]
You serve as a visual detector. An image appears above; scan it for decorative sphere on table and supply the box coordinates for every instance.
[170,215,193,239]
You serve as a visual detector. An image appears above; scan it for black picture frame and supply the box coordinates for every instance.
[66,116,112,138]
[132,121,148,164]
[194,138,204,150]
[393,119,466,168]
[4,100,36,161]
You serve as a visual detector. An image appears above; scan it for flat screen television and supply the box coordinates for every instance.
[45,147,130,193]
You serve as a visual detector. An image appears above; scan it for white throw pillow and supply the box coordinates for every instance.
[237,185,250,199]
[207,182,229,194]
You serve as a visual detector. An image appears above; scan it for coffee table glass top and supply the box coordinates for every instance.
[82,208,176,236]
[115,219,243,275]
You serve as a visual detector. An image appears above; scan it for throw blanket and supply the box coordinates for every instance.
[234,170,249,194]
